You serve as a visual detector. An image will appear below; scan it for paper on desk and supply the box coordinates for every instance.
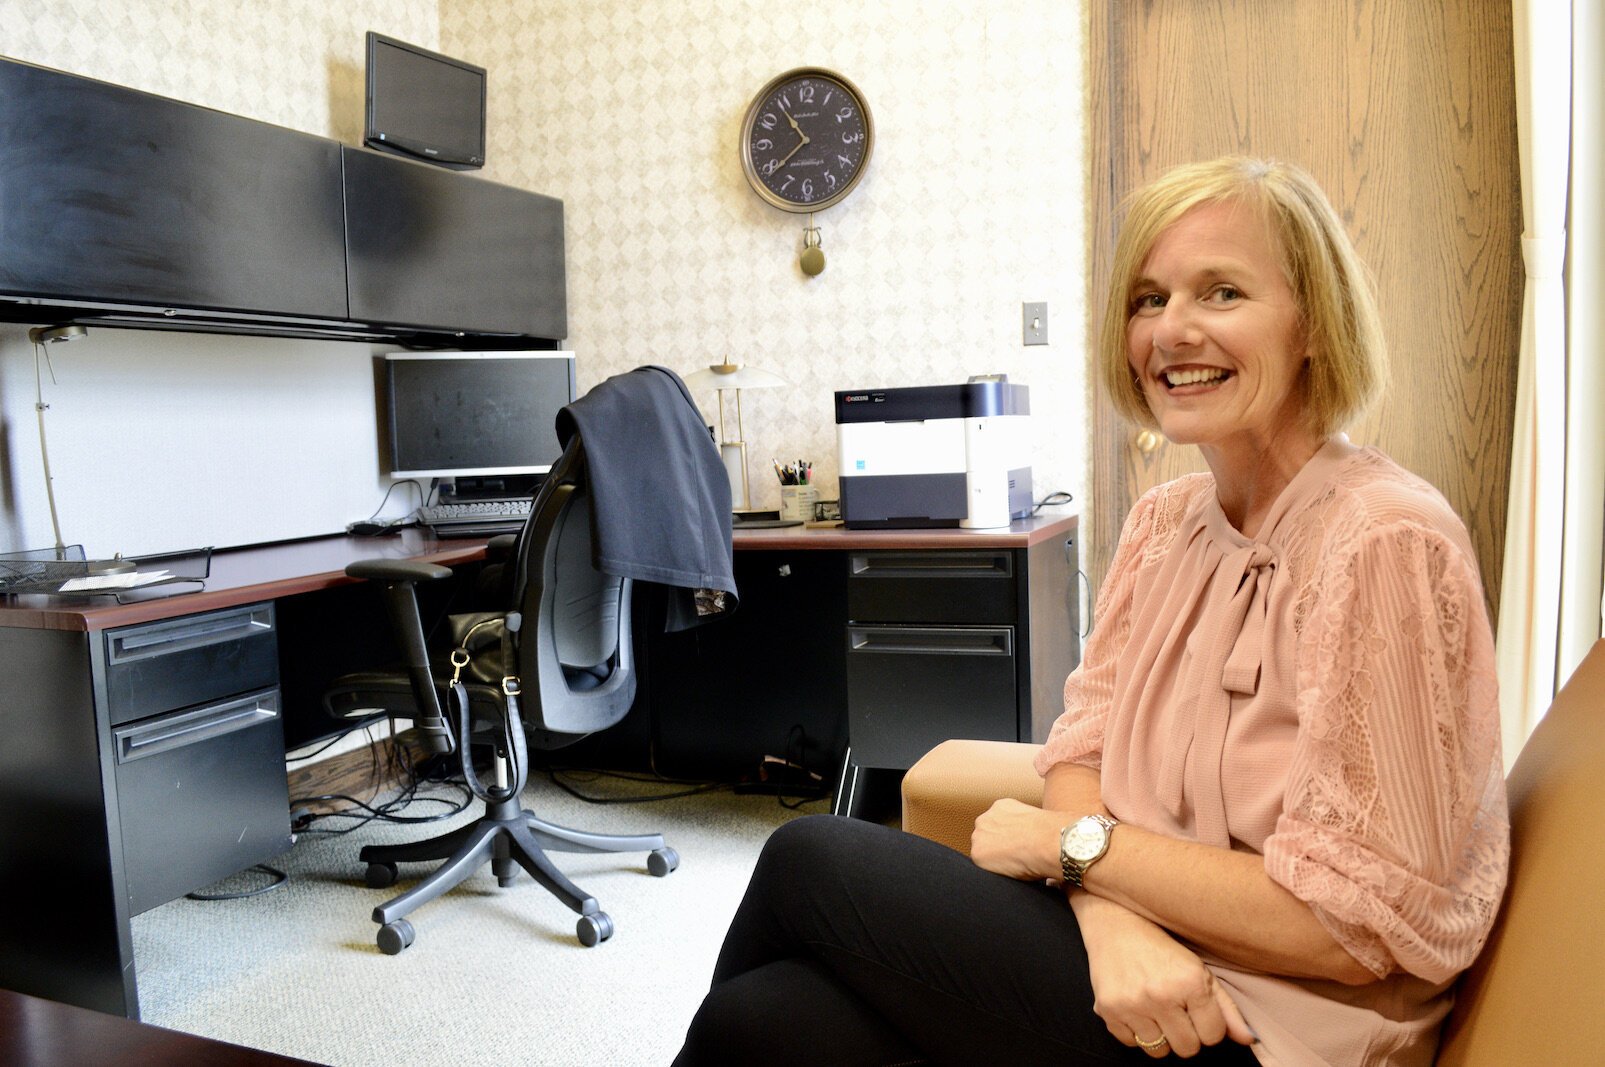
[59,570,172,592]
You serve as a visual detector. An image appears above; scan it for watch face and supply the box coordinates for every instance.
[741,68,873,213]
[1064,817,1110,862]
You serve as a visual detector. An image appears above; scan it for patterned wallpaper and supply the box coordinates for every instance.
[0,0,1084,556]
[0,0,437,141]
[442,0,1087,513]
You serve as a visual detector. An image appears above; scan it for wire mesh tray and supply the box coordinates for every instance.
[0,544,90,593]
[0,544,212,597]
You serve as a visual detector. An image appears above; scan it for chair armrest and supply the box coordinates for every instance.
[901,739,1045,855]
[341,556,455,755]
[346,559,453,584]
[485,533,519,559]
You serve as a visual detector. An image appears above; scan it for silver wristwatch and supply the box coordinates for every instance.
[1059,813,1118,888]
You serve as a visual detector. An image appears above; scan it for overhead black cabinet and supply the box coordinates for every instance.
[0,60,347,323]
[344,147,567,341]
[0,56,565,346]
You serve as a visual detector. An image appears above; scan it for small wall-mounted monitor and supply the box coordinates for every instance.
[383,351,575,478]
[364,32,485,170]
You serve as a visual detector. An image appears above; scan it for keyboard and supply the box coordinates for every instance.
[416,499,531,537]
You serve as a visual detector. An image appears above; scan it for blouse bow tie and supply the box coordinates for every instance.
[1158,541,1277,847]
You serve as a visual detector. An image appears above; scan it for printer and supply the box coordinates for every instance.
[835,378,1032,529]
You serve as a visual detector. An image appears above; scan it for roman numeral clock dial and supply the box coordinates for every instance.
[739,68,874,276]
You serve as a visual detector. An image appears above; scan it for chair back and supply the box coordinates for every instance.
[1435,639,1605,1064]
[507,435,635,743]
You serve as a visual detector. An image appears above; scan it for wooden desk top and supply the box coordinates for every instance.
[0,529,489,634]
[0,511,1078,634]
[731,511,1077,551]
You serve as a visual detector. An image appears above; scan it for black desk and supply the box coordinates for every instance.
[0,530,489,1020]
[649,515,1081,815]
[0,515,1078,1020]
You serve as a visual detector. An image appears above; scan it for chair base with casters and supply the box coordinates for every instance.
[361,785,679,953]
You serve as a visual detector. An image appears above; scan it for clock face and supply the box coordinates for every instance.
[741,68,873,213]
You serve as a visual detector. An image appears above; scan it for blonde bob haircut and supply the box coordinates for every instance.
[1100,157,1387,437]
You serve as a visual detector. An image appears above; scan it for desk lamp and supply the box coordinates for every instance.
[28,324,88,557]
[682,360,788,513]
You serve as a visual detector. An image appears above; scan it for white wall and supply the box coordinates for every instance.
[0,0,1087,558]
[0,332,401,558]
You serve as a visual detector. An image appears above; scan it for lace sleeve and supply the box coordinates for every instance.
[1033,489,1161,777]
[1264,517,1508,982]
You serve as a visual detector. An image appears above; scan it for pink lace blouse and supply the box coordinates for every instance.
[1035,440,1508,1066]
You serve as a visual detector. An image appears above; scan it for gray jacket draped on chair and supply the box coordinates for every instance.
[555,364,737,630]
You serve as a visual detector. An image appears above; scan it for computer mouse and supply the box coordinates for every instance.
[346,520,389,536]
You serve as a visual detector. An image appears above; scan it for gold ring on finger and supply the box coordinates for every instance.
[1135,1032,1169,1050]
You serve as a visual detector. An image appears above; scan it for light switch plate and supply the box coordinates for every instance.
[1022,301,1048,345]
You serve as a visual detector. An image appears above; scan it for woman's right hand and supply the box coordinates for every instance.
[1073,895,1256,1057]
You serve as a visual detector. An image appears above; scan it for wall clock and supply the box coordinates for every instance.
[739,67,874,275]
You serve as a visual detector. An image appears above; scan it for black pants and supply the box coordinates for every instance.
[672,815,1261,1067]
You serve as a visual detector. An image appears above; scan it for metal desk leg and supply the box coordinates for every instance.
[831,745,864,818]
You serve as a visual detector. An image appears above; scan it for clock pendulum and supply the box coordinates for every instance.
[800,215,825,276]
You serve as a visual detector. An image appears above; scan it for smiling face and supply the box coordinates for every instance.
[1126,199,1315,463]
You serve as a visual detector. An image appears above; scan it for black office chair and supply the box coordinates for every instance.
[324,367,735,954]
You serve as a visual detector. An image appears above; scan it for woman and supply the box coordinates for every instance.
[673,158,1508,1066]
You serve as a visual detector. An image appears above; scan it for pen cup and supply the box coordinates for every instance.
[779,484,818,522]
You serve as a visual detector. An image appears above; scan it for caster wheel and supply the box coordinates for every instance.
[377,918,415,955]
[365,862,398,889]
[577,911,614,947]
[648,847,679,877]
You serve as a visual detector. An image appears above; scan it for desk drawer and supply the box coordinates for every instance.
[103,603,278,726]
[846,623,1017,768]
[113,688,291,914]
[847,550,1016,624]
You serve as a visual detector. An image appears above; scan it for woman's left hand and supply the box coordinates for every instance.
[970,798,1067,881]
[1078,898,1256,1057]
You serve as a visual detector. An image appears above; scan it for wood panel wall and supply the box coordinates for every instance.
[1086,0,1522,618]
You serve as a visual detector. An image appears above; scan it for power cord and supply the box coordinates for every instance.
[1032,490,1074,513]
[186,864,288,901]
[543,766,732,804]
[369,478,426,521]
[765,724,830,809]
[539,751,831,811]
[288,726,472,836]
[346,479,427,535]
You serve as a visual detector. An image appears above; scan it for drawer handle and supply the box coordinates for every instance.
[114,691,280,764]
[849,626,1013,656]
[110,605,273,662]
[849,552,1012,579]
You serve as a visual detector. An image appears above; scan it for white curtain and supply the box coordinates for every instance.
[1497,0,1573,768]
[1559,0,1605,695]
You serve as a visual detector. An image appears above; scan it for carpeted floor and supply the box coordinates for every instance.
[131,772,827,1066]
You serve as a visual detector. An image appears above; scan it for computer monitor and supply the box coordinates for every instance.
[363,32,486,170]
[383,351,575,479]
